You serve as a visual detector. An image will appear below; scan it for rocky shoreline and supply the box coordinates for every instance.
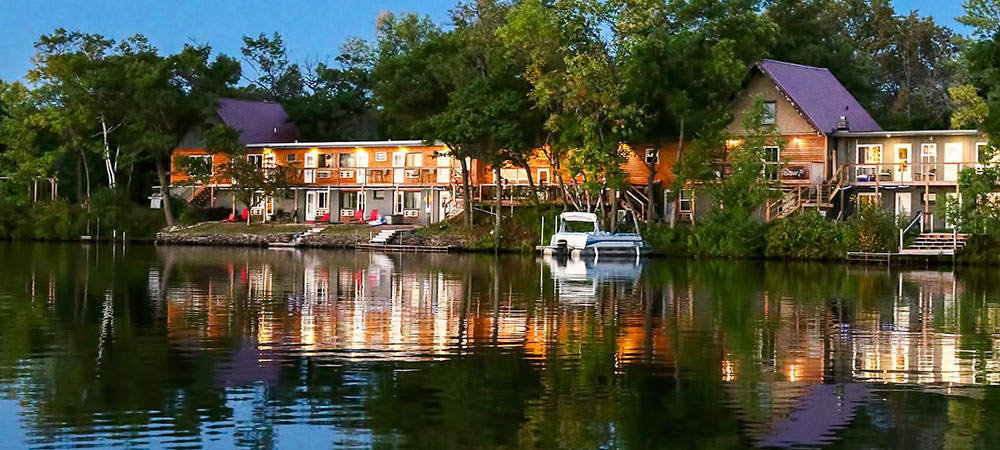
[154,227,480,250]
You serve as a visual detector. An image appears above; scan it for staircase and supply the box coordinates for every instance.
[187,185,211,206]
[766,179,843,221]
[269,226,327,248]
[900,233,970,256]
[370,229,399,245]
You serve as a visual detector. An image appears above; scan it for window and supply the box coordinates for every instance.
[977,142,997,164]
[922,192,936,205]
[372,190,386,200]
[405,152,422,167]
[339,153,356,168]
[340,191,358,209]
[763,102,776,125]
[918,143,937,180]
[187,155,214,176]
[763,146,780,180]
[247,154,263,168]
[644,148,658,165]
[538,169,550,184]
[392,152,405,167]
[375,152,387,162]
[317,192,328,209]
[286,153,297,162]
[857,193,879,205]
[317,171,331,179]
[856,144,882,181]
[322,154,335,168]
[679,189,694,213]
[403,191,421,209]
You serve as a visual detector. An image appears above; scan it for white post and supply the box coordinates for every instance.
[540,216,545,247]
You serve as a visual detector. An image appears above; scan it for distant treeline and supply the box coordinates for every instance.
[1,0,997,232]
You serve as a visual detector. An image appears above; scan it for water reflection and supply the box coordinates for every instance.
[2,243,1000,448]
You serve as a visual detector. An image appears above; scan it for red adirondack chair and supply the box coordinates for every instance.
[222,213,236,222]
[369,209,379,221]
[353,209,364,222]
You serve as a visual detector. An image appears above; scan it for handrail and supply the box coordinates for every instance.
[899,212,923,251]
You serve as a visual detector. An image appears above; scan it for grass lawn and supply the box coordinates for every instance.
[178,222,312,235]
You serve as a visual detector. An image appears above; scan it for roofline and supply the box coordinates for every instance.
[753,62,828,135]
[247,140,444,149]
[830,129,983,138]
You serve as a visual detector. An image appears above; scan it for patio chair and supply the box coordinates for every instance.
[353,209,364,222]
[222,213,236,223]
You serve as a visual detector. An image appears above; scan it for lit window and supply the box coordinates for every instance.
[339,153,356,168]
[644,148,658,165]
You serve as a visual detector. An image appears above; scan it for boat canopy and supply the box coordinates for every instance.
[559,212,599,222]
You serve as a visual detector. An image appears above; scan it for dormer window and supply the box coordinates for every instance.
[763,102,776,125]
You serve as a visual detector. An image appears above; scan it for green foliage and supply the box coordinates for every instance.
[642,222,690,256]
[765,210,855,259]
[949,84,988,129]
[850,202,897,252]
[687,216,767,258]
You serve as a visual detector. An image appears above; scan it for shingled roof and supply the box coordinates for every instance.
[757,59,881,134]
[217,97,298,144]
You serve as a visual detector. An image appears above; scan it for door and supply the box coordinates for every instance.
[895,192,911,218]
[895,144,911,182]
[305,191,317,221]
[944,143,963,181]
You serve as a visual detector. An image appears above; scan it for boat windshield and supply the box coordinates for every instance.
[561,220,598,233]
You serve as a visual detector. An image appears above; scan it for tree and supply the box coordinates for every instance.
[765,0,957,130]
[949,84,988,129]
[502,0,634,219]
[199,125,290,225]
[616,0,777,223]
[240,32,303,102]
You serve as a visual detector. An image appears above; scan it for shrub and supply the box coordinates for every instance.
[765,210,855,260]
[642,222,689,256]
[687,216,767,258]
[850,202,898,252]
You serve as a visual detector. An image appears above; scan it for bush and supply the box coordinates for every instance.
[850,202,897,252]
[642,222,689,256]
[765,210,855,260]
[687,216,767,258]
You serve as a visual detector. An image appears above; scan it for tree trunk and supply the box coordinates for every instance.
[646,144,659,224]
[522,161,540,207]
[494,165,503,251]
[459,155,473,228]
[610,189,618,232]
[76,155,84,204]
[155,158,175,228]
[670,118,685,228]
[80,149,92,203]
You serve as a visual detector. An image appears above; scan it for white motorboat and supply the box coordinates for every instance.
[540,212,648,257]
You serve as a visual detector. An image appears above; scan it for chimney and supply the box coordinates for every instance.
[837,116,850,131]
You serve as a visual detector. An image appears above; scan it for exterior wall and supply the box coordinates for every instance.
[728,71,819,136]
[843,186,960,231]
[834,133,987,185]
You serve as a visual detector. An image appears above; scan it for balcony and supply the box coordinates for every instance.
[839,162,981,186]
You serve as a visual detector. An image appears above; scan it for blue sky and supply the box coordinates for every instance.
[0,0,970,82]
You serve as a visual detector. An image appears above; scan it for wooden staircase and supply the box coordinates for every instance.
[187,185,211,206]
[900,233,969,256]
[766,179,842,221]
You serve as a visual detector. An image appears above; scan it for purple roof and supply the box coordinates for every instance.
[757,59,881,134]
[217,97,298,145]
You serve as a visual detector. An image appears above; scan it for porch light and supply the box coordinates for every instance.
[262,148,272,154]
[356,147,367,154]
[399,147,409,152]
[793,137,801,145]
[726,139,742,147]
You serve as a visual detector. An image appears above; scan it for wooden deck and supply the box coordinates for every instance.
[355,243,450,253]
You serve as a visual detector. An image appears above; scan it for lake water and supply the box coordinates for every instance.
[2,243,1000,449]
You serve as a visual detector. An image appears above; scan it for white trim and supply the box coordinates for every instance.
[249,140,442,149]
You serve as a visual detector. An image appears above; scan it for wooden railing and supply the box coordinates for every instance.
[837,161,987,185]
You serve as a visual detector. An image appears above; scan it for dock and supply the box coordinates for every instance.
[355,243,449,253]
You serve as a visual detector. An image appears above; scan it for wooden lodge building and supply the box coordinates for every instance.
[168,60,987,229]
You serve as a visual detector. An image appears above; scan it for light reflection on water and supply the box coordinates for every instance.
[1,243,1000,448]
